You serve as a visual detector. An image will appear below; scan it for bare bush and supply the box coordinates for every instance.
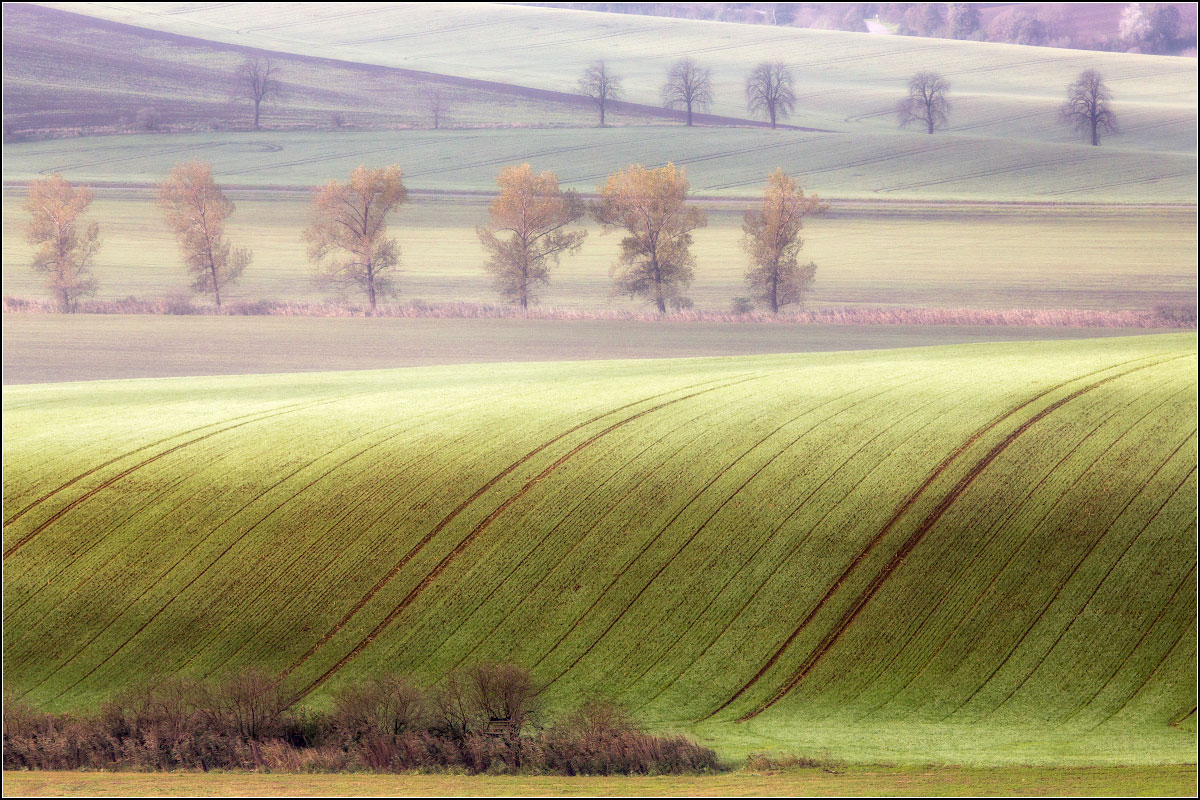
[330,674,424,743]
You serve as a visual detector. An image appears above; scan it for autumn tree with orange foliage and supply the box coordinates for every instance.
[477,164,587,309]
[304,165,408,312]
[594,163,706,314]
[24,174,100,312]
[743,168,827,313]
[157,161,251,308]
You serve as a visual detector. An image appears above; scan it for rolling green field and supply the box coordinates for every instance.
[4,128,1196,202]
[5,765,1198,797]
[4,334,1196,764]
[2,188,1195,311]
[52,2,1198,152]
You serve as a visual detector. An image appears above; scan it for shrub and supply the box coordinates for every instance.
[135,107,162,132]
[730,296,755,315]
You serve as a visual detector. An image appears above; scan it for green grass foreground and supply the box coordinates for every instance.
[4,335,1196,765]
[4,765,1197,797]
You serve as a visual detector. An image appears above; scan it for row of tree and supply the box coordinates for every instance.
[585,59,1122,146]
[24,164,826,315]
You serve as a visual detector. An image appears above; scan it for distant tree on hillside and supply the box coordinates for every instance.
[304,165,408,312]
[23,174,100,312]
[593,163,706,314]
[897,71,951,134]
[423,87,449,129]
[477,164,587,309]
[745,62,796,129]
[661,57,714,126]
[946,3,981,39]
[1060,70,1118,146]
[900,3,944,37]
[157,161,251,309]
[742,168,827,314]
[578,61,622,127]
[237,56,283,130]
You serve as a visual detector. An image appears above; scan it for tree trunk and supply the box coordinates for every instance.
[770,271,779,314]
[600,101,605,128]
[686,103,693,126]
[367,270,377,312]
[927,117,934,134]
[254,99,261,130]
[769,105,776,129]
[1091,116,1099,146]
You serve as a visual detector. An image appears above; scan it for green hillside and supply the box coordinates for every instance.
[3,334,1195,763]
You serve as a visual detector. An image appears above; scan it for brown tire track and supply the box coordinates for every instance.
[558,375,941,691]
[3,397,323,528]
[287,373,769,701]
[3,393,364,560]
[24,402,431,701]
[841,383,1187,720]
[275,373,757,690]
[734,355,1185,722]
[703,353,1173,721]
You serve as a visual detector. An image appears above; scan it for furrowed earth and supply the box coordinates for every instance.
[3,335,1196,765]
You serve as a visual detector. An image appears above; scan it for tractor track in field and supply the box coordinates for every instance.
[21,407,434,700]
[1040,169,1197,198]
[1092,565,1198,728]
[427,399,721,670]
[989,450,1198,718]
[2,393,365,560]
[188,383,541,677]
[702,140,947,191]
[560,374,946,690]
[286,372,771,701]
[442,400,735,674]
[533,377,912,683]
[841,378,1185,718]
[702,353,1170,720]
[627,377,952,696]
[733,354,1185,722]
[935,394,1192,721]
[3,397,323,529]
[275,373,758,691]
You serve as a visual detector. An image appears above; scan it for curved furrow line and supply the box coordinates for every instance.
[544,371,936,690]
[704,353,1173,721]
[277,373,760,690]
[442,399,737,675]
[586,378,948,693]
[937,403,1194,722]
[3,392,368,560]
[1060,495,1198,725]
[4,396,327,528]
[983,434,1197,718]
[26,409,438,702]
[425,400,721,671]
[1090,572,1197,730]
[287,373,772,701]
[734,355,1185,722]
[8,469,196,619]
[841,382,1186,719]
[636,381,974,702]
[189,384,545,677]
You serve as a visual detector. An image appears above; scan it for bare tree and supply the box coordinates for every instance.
[594,163,706,314]
[745,62,796,129]
[304,165,408,312]
[23,174,100,312]
[330,674,424,742]
[477,164,587,309]
[661,57,714,126]
[742,168,828,313]
[897,71,951,134]
[236,56,282,130]
[423,87,449,130]
[1060,69,1118,146]
[157,161,251,308]
[578,61,622,127]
